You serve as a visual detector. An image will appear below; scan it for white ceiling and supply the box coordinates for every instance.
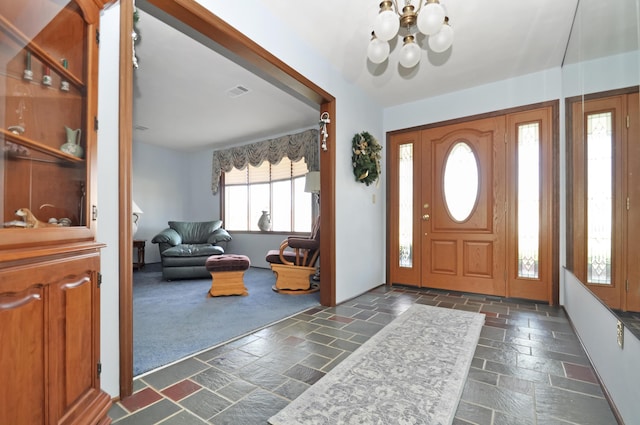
[133,0,638,152]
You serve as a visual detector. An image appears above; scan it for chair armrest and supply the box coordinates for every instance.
[152,228,181,246]
[207,228,232,244]
[287,237,319,250]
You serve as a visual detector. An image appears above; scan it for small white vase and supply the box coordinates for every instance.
[258,210,271,231]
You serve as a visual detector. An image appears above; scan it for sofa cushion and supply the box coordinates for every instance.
[162,243,224,257]
[168,220,223,244]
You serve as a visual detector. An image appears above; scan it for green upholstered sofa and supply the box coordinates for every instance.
[151,220,232,280]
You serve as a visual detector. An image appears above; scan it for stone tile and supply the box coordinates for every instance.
[112,399,181,425]
[549,374,605,397]
[473,344,518,365]
[341,319,384,337]
[236,365,289,390]
[217,379,258,402]
[161,379,202,402]
[142,358,209,390]
[119,387,163,413]
[300,353,332,370]
[273,378,311,400]
[108,403,128,421]
[467,367,499,385]
[191,367,236,391]
[493,410,535,425]
[453,400,492,425]
[297,339,345,359]
[461,379,535,419]
[284,363,326,385]
[206,349,259,373]
[158,410,209,425]
[312,326,356,340]
[210,389,289,425]
[194,344,233,362]
[329,338,361,352]
[563,362,598,384]
[179,389,231,421]
[133,379,147,393]
[305,331,335,345]
[484,360,551,384]
[237,336,285,357]
[516,353,565,376]
[498,374,535,395]
[534,384,618,425]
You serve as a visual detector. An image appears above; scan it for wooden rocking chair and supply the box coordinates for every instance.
[265,216,320,293]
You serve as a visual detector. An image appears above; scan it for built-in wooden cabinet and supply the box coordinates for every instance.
[0,0,111,423]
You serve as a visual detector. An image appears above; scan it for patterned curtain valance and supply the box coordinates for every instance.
[211,128,319,194]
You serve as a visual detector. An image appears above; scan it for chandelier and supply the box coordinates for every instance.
[368,0,453,68]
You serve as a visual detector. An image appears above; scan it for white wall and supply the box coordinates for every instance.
[192,1,387,304]
[385,68,562,131]
[132,141,217,263]
[97,2,120,397]
[564,270,640,423]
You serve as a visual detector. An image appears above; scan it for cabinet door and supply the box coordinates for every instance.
[0,282,47,424]
[48,257,101,424]
[0,0,101,249]
[0,251,108,425]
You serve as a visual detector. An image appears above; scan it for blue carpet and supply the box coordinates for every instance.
[133,263,320,376]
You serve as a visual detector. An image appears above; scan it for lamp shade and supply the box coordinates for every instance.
[417,1,445,35]
[304,171,321,194]
[399,37,421,68]
[428,21,454,53]
[367,37,390,64]
[374,9,400,41]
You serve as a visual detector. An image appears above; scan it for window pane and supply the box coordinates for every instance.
[249,183,269,231]
[293,176,312,232]
[225,185,248,230]
[399,143,413,268]
[223,158,311,232]
[443,142,479,222]
[225,167,248,185]
[517,123,540,279]
[248,161,270,184]
[587,112,613,284]
[271,180,292,231]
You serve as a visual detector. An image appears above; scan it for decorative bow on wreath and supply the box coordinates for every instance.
[351,131,382,186]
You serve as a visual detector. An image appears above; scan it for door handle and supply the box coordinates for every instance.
[422,214,430,221]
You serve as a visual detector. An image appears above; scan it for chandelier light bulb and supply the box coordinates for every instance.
[428,18,454,53]
[367,34,390,64]
[374,6,400,41]
[417,1,445,35]
[399,35,421,68]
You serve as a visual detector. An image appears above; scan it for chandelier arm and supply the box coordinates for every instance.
[391,0,400,15]
[414,0,423,14]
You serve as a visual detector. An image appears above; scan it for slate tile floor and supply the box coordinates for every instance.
[109,285,620,425]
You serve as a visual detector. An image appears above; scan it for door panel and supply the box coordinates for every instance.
[421,117,507,296]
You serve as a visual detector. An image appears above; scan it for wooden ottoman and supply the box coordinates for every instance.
[205,254,250,297]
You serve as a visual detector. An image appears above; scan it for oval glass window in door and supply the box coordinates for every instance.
[443,141,479,222]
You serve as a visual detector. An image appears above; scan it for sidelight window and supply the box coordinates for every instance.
[586,112,613,284]
[517,123,540,279]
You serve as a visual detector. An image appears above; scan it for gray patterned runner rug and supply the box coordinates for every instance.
[269,304,485,425]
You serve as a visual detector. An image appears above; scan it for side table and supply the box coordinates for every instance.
[133,239,146,270]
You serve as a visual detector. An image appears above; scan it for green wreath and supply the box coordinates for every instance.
[351,131,382,186]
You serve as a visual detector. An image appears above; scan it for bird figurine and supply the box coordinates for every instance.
[14,208,58,228]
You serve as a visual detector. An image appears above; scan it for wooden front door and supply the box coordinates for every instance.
[420,117,507,296]
[389,105,556,302]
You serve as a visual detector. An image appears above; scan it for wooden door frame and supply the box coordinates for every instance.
[118,0,336,398]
